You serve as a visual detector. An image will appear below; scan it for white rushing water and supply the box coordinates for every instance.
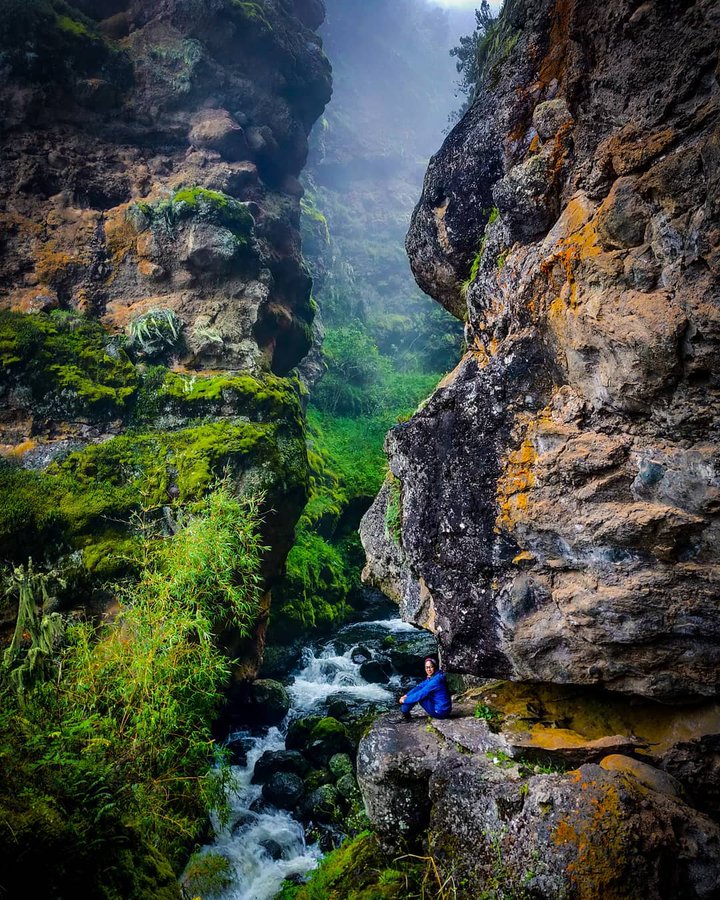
[199,727,322,900]
[288,643,395,710]
[192,617,411,900]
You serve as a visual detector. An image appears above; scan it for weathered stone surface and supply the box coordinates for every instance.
[364,0,720,701]
[262,771,305,810]
[358,713,720,899]
[252,749,309,784]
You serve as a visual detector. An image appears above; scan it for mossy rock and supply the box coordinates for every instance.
[305,717,352,765]
[278,831,424,900]
[0,415,307,575]
[137,369,304,429]
[303,767,333,793]
[285,716,321,752]
[329,753,353,781]
[302,783,340,825]
[0,310,138,421]
[128,187,254,245]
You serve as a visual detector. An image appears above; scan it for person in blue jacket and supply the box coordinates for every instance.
[398,656,452,720]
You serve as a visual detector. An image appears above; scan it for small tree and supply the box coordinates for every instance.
[450,1,499,118]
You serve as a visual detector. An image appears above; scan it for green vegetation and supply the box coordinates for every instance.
[0,0,125,85]
[384,474,402,545]
[474,703,502,729]
[0,309,138,419]
[460,207,500,297]
[0,487,264,896]
[181,850,235,898]
[127,309,183,360]
[146,37,204,96]
[270,382,432,639]
[229,0,273,31]
[279,831,426,900]
[128,187,254,243]
[0,415,300,578]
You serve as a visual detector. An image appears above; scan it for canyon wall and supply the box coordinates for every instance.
[362,0,720,701]
[0,0,331,628]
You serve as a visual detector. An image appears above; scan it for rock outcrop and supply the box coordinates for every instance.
[358,696,720,899]
[0,1,331,611]
[362,0,720,701]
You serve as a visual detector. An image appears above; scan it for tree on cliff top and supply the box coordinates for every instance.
[450,1,500,118]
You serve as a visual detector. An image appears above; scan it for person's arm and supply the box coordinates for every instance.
[403,673,440,705]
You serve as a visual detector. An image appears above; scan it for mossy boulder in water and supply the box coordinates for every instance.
[305,717,353,765]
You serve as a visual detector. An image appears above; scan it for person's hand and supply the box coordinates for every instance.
[399,695,407,704]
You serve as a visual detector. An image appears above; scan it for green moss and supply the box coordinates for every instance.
[128,187,254,243]
[0,413,304,577]
[461,207,500,298]
[301,195,331,245]
[154,370,303,426]
[55,13,91,37]
[181,850,234,898]
[229,0,273,31]
[279,831,424,900]
[0,310,138,419]
[384,473,402,545]
[0,0,128,86]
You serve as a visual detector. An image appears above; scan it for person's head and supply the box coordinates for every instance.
[424,656,438,676]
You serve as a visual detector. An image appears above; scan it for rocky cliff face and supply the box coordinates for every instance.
[0,0,331,620]
[362,0,720,702]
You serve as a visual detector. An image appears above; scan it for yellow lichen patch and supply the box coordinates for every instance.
[35,246,83,286]
[104,204,137,270]
[540,203,603,328]
[461,680,720,757]
[552,779,630,900]
[0,439,38,460]
[496,430,537,532]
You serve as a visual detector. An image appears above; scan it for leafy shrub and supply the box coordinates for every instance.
[127,308,183,360]
[0,485,266,890]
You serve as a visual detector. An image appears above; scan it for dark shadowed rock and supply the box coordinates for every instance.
[252,750,310,784]
[359,659,390,685]
[262,772,305,810]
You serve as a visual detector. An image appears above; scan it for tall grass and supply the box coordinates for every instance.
[0,485,266,893]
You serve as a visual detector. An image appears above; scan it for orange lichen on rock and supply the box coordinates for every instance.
[552,778,630,900]
[104,204,137,270]
[538,0,575,88]
[496,430,537,531]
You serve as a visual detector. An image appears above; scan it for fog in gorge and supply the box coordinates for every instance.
[302,0,474,376]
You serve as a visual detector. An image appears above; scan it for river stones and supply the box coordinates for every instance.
[359,660,390,684]
[329,753,354,780]
[302,784,341,824]
[251,750,309,784]
[262,772,305,810]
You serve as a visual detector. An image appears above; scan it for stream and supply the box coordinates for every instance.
[192,593,435,900]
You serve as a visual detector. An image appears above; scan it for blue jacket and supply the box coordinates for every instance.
[404,671,452,716]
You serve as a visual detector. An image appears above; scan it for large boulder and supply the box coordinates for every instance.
[363,0,720,702]
[358,713,720,898]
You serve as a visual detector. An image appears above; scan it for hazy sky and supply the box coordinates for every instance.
[432,0,502,8]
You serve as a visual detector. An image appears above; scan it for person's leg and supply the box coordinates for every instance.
[419,698,449,719]
[401,702,414,718]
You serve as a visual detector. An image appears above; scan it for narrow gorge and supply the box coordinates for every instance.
[0,0,719,898]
